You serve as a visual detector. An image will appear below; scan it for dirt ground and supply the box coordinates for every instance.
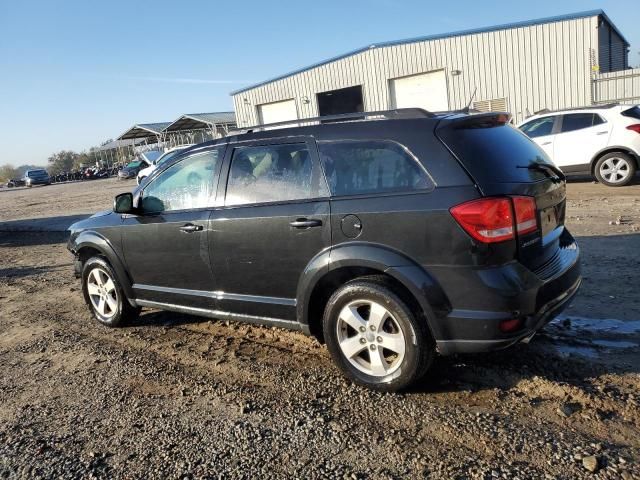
[0,178,639,479]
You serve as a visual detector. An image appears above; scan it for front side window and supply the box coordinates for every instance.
[520,116,555,138]
[561,113,604,133]
[225,143,315,206]
[317,140,431,196]
[141,148,222,213]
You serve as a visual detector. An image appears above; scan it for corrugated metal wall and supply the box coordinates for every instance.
[233,15,603,126]
[597,21,628,72]
[593,68,640,104]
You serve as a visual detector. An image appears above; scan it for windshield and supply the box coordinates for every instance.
[27,170,47,177]
[126,161,142,168]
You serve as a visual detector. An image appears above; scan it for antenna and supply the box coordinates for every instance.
[464,88,478,112]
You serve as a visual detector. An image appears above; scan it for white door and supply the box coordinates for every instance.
[553,113,611,168]
[389,70,449,111]
[257,99,298,125]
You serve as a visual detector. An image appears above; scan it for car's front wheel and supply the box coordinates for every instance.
[594,152,637,186]
[81,257,139,327]
[323,278,434,392]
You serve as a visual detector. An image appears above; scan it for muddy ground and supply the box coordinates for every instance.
[0,178,638,479]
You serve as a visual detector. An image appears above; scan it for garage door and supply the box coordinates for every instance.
[389,70,449,112]
[257,99,298,125]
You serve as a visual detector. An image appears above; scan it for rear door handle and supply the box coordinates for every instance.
[289,219,322,229]
[179,223,203,233]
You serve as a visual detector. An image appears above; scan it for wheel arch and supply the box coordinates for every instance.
[72,231,136,305]
[297,243,451,343]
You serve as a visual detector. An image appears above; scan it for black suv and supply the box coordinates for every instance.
[68,109,581,391]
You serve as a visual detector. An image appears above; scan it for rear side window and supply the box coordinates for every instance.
[621,106,640,120]
[225,143,318,206]
[317,140,431,196]
[437,123,554,184]
[520,116,556,138]
[560,113,604,133]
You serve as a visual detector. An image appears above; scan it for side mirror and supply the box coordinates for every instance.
[113,192,134,214]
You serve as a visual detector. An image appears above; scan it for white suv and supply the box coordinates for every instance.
[136,145,194,185]
[518,104,640,186]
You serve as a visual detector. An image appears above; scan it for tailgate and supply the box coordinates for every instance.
[436,113,568,272]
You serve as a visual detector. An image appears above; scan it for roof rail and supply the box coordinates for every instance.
[229,108,433,134]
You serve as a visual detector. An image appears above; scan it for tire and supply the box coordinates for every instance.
[81,257,140,327]
[322,278,434,392]
[594,152,637,187]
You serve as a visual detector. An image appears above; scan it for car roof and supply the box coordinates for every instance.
[518,104,633,125]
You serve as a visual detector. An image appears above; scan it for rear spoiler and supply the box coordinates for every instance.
[439,112,512,129]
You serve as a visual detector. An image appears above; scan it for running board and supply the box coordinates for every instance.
[136,299,303,332]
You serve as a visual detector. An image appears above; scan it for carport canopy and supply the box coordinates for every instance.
[163,112,236,132]
[117,122,171,141]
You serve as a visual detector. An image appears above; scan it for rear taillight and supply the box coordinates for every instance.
[626,124,640,134]
[450,198,514,243]
[450,196,538,244]
[512,196,537,234]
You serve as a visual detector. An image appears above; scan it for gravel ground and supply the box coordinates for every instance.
[0,177,639,479]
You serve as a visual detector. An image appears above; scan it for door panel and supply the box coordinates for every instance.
[209,201,330,319]
[553,114,611,168]
[209,138,330,320]
[532,134,556,161]
[121,147,224,308]
[122,211,214,308]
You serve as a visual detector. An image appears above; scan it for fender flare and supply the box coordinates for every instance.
[296,242,451,340]
[72,231,136,305]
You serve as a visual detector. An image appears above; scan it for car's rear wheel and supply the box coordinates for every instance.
[82,257,139,327]
[322,278,434,392]
[594,152,636,186]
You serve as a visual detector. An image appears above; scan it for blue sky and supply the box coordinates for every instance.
[1,0,638,166]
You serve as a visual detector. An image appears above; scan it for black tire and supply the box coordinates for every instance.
[322,278,434,392]
[594,152,637,187]
[81,257,140,327]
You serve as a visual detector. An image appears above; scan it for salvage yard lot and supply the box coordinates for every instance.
[0,178,639,478]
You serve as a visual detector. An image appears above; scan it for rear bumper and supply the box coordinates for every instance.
[433,231,581,355]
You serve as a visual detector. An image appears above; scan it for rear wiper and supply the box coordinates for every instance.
[517,163,564,182]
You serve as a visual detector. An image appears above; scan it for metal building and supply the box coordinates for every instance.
[231,9,629,126]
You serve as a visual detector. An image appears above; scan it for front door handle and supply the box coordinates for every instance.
[289,218,322,229]
[179,223,203,233]
[540,141,552,146]
[596,131,609,135]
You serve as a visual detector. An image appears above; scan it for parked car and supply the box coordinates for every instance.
[137,145,194,185]
[67,109,581,392]
[517,104,640,186]
[23,169,51,187]
[117,151,160,180]
[7,178,25,188]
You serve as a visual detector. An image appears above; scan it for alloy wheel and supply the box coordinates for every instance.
[336,300,406,377]
[86,267,118,319]
[600,157,631,184]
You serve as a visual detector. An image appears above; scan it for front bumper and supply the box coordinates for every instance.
[434,232,581,355]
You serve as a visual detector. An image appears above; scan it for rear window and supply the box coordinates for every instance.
[437,123,554,184]
[317,140,432,196]
[560,113,604,132]
[621,106,640,120]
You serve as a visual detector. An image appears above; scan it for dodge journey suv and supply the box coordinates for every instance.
[68,109,581,391]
